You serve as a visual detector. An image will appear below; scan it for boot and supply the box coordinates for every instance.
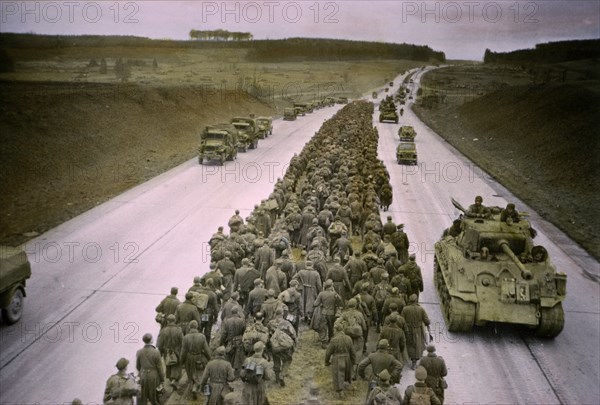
[411,360,416,370]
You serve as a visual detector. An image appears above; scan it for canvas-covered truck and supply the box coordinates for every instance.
[199,124,239,165]
[231,116,259,151]
[256,116,273,138]
[0,246,31,324]
[283,107,297,121]
[396,141,417,165]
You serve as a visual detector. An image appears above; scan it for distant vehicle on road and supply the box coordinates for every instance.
[283,107,297,121]
[396,141,417,165]
[0,246,31,324]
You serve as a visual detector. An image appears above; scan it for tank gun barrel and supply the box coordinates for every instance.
[499,239,532,280]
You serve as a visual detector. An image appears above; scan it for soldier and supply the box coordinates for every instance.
[219,307,247,378]
[157,314,183,388]
[380,314,406,362]
[337,200,354,236]
[353,272,374,297]
[382,287,406,321]
[279,250,296,287]
[136,333,165,405]
[246,279,268,318]
[361,245,380,271]
[209,227,226,250]
[221,291,244,321]
[390,224,409,264]
[419,345,448,404]
[233,258,261,308]
[337,298,367,369]
[390,273,410,301]
[254,206,272,238]
[240,341,275,405]
[180,320,211,400]
[332,230,353,265]
[202,263,224,297]
[317,204,334,230]
[358,339,403,386]
[370,259,387,284]
[401,295,431,369]
[175,292,201,335]
[293,261,323,323]
[328,216,348,258]
[399,254,423,300]
[442,219,462,238]
[242,312,270,357]
[382,215,397,238]
[373,274,392,331]
[200,346,236,405]
[500,203,520,223]
[103,358,139,404]
[365,369,403,405]
[313,280,344,347]
[196,278,220,345]
[228,209,244,234]
[326,256,352,301]
[267,307,297,386]
[345,251,368,289]
[264,258,287,296]
[325,322,356,399]
[363,230,382,256]
[349,198,363,236]
[216,251,237,300]
[155,287,181,329]
[279,279,304,333]
[402,366,441,405]
[260,289,284,325]
[467,195,491,218]
[254,240,275,278]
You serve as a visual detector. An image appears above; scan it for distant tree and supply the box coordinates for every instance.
[114,58,130,82]
[99,58,107,74]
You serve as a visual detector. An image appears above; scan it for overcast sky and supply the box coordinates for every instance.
[1,0,598,60]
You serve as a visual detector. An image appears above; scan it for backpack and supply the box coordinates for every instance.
[243,324,269,352]
[241,360,264,385]
[409,386,431,405]
[270,327,294,352]
[371,387,398,405]
[374,284,390,305]
[341,313,362,338]
[190,291,209,311]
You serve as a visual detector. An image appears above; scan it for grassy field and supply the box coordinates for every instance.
[414,62,600,259]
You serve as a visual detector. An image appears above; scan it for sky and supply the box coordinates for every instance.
[0,0,598,60]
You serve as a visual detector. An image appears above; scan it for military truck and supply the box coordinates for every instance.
[256,116,273,138]
[199,124,238,165]
[434,198,567,338]
[398,125,416,141]
[283,107,297,121]
[396,142,417,165]
[372,91,378,99]
[294,102,313,115]
[379,108,398,123]
[231,116,259,151]
[324,97,336,107]
[0,246,31,324]
[337,96,348,104]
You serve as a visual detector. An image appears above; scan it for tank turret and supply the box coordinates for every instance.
[434,198,566,337]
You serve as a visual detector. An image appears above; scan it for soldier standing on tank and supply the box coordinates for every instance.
[240,341,275,405]
[419,345,448,404]
[401,294,431,370]
[103,358,139,404]
[325,322,356,399]
[155,287,181,329]
[180,320,211,400]
[200,346,236,405]
[402,366,441,405]
[136,333,165,405]
[157,314,183,388]
[442,219,462,238]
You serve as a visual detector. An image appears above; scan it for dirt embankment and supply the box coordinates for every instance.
[0,81,274,246]
[415,67,600,259]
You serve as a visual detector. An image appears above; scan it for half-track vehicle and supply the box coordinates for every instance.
[396,142,417,165]
[198,124,238,165]
[231,116,259,151]
[398,125,416,141]
[434,198,567,338]
[379,105,398,123]
[256,116,273,138]
[0,246,31,324]
[283,108,297,121]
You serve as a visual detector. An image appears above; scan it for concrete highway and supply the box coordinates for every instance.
[0,68,598,404]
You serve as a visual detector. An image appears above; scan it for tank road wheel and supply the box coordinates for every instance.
[445,297,476,333]
[2,288,25,324]
[536,304,565,338]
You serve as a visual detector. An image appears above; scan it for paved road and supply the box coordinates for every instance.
[1,68,598,404]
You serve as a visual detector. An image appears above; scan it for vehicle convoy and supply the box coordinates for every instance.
[396,142,417,165]
[0,246,31,324]
[337,96,348,104]
[231,116,259,151]
[283,107,297,121]
[434,199,567,338]
[294,102,312,115]
[398,125,416,141]
[256,116,273,138]
[198,124,238,165]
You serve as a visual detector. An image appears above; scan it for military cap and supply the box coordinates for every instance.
[348,298,357,308]
[377,339,390,349]
[215,346,227,356]
[225,251,232,257]
[361,283,370,291]
[415,366,428,381]
[409,253,416,261]
[235,210,240,214]
[409,294,418,303]
[426,344,436,353]
[218,226,224,231]
[388,314,398,324]
[254,278,263,285]
[72,399,83,405]
[397,224,404,229]
[475,195,483,202]
[275,307,284,315]
[453,219,462,226]
[166,314,176,322]
[377,369,391,381]
[334,322,344,331]
[267,289,275,297]
[242,258,251,265]
[305,260,314,268]
[507,203,515,210]
[391,287,399,294]
[142,333,153,343]
[231,291,240,299]
[189,320,198,329]
[185,292,194,300]
[194,276,202,284]
[275,258,283,264]
[312,218,319,224]
[382,272,389,279]
[170,287,178,295]
[387,215,392,220]
[206,278,214,286]
[253,341,265,352]
[324,279,333,287]
[290,279,299,286]
[116,357,129,370]
[209,262,217,269]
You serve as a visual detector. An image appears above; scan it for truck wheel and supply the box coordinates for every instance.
[2,288,24,324]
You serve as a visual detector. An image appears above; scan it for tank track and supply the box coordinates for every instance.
[536,303,565,338]
[434,258,476,332]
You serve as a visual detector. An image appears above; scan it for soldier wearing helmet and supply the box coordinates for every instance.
[467,195,491,218]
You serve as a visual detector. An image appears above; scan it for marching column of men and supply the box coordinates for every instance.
[101,102,449,404]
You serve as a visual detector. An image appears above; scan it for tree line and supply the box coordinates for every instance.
[483,39,600,64]
[189,29,253,41]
